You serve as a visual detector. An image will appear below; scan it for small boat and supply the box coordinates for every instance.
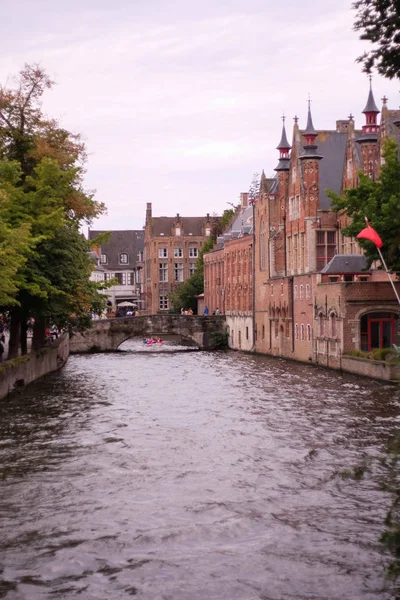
[143,338,163,345]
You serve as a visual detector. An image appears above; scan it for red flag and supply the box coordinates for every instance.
[357,219,383,248]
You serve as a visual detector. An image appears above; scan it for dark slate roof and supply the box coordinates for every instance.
[363,85,379,113]
[317,131,347,209]
[277,122,291,149]
[150,216,213,236]
[88,230,144,270]
[321,254,370,274]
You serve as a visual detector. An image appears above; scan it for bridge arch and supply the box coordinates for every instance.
[70,315,227,353]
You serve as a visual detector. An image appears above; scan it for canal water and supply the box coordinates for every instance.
[1,340,400,600]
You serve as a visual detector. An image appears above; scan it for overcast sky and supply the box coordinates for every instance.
[2,0,399,230]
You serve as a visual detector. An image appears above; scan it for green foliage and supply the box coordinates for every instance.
[329,139,400,271]
[209,330,229,350]
[353,0,400,79]
[346,348,398,361]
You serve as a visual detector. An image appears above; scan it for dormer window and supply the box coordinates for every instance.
[100,253,107,264]
[205,227,211,236]
[175,227,181,236]
[119,253,128,264]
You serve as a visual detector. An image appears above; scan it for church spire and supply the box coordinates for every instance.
[360,77,380,137]
[275,114,291,171]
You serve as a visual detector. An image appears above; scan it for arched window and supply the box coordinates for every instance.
[360,312,399,351]
[301,324,305,340]
[294,285,298,299]
[119,253,128,264]
[306,284,310,299]
[307,324,311,341]
[319,313,324,337]
[295,323,299,339]
[330,313,336,337]
[300,285,304,299]
[260,220,266,271]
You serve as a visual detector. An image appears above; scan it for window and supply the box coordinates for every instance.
[306,284,310,299]
[115,272,126,285]
[295,323,299,339]
[189,263,196,276]
[260,220,266,271]
[271,284,274,296]
[319,313,324,337]
[344,275,354,282]
[175,227,181,236]
[127,272,134,285]
[307,324,311,341]
[174,263,184,282]
[206,227,211,236]
[246,327,249,340]
[294,285,298,299]
[119,253,128,264]
[299,284,304,299]
[158,248,168,258]
[329,276,339,283]
[262,325,265,340]
[331,313,336,337]
[359,276,369,282]
[189,247,198,258]
[159,263,168,282]
[281,283,284,295]
[316,231,336,270]
[159,295,168,310]
[104,273,111,282]
[360,312,399,352]
[293,235,298,271]
[301,324,305,340]
[174,247,183,258]
[100,253,107,264]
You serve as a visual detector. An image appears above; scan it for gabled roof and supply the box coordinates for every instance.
[316,131,347,209]
[321,254,370,274]
[88,230,144,270]
[149,216,212,236]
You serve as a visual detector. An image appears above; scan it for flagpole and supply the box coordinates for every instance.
[376,247,400,307]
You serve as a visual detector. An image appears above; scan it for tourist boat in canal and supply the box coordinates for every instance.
[143,338,163,345]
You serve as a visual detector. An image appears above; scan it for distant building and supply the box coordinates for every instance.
[204,192,254,350]
[88,229,144,310]
[143,203,216,314]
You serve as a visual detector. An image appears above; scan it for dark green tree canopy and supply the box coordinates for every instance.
[329,138,400,271]
[354,0,400,79]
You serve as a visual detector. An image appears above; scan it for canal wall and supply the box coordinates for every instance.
[0,334,69,401]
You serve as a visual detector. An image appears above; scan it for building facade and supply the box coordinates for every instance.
[88,230,144,311]
[204,83,400,365]
[143,203,215,314]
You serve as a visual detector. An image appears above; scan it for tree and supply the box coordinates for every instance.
[0,65,106,357]
[353,0,400,79]
[329,138,400,271]
[248,172,260,204]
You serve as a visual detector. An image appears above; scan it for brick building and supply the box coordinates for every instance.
[143,203,214,314]
[204,82,400,365]
[203,193,254,350]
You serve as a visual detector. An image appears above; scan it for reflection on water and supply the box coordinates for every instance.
[0,349,400,599]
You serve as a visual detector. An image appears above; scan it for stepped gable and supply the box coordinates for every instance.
[88,230,144,270]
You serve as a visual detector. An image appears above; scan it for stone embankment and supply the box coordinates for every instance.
[0,334,69,401]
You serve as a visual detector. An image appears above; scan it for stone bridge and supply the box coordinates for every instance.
[69,314,227,353]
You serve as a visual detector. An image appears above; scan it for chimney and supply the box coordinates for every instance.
[240,192,248,208]
[146,203,152,222]
[336,119,350,132]
[206,213,210,221]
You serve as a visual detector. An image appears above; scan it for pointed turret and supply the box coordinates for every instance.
[358,77,380,142]
[299,98,323,161]
[275,115,291,171]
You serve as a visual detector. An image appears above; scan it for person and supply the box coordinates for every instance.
[215,307,220,315]
[0,339,4,362]
[180,307,185,315]
[203,306,209,315]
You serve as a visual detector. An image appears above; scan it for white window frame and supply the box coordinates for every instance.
[174,262,184,282]
[119,253,128,264]
[159,295,168,310]
[174,247,183,258]
[100,253,107,264]
[175,227,181,236]
[189,247,198,258]
[189,263,196,276]
[159,263,168,282]
[158,248,168,258]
